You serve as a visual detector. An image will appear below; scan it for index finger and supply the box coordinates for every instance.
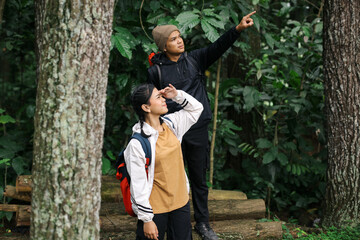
[245,11,256,18]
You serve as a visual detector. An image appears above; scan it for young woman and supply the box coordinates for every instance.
[124,83,203,240]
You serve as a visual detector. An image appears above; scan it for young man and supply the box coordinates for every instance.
[147,11,256,240]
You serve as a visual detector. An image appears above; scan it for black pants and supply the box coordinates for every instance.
[181,124,209,224]
[136,202,192,240]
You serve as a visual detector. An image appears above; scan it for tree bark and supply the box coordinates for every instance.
[322,0,360,227]
[32,1,114,239]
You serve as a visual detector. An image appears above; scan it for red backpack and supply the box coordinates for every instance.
[115,133,151,217]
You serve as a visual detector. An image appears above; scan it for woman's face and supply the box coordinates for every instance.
[146,88,168,116]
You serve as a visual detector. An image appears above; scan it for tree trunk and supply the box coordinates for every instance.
[209,59,221,188]
[0,0,5,27]
[322,0,360,227]
[32,1,114,239]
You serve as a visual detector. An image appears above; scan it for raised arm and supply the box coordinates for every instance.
[161,84,203,140]
[191,11,256,70]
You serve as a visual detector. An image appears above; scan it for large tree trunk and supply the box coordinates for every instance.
[32,1,114,239]
[322,0,360,227]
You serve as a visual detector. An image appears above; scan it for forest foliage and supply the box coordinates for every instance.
[0,0,325,221]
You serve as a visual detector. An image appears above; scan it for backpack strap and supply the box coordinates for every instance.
[149,64,162,89]
[131,133,152,175]
[184,52,200,72]
[155,64,161,88]
[184,52,206,86]
[162,116,175,129]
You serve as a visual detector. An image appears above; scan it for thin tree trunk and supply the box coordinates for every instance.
[0,0,5,27]
[322,0,360,227]
[209,59,221,188]
[31,1,114,239]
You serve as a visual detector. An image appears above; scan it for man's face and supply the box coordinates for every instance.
[164,31,185,55]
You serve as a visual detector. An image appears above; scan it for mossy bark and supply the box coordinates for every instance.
[323,0,360,227]
[31,1,114,239]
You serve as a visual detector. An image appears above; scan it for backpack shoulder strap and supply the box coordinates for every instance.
[162,116,175,129]
[184,52,200,72]
[149,65,162,89]
[131,133,152,167]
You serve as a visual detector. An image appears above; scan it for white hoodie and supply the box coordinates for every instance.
[124,90,203,222]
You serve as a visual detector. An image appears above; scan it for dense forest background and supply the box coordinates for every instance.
[0,0,325,223]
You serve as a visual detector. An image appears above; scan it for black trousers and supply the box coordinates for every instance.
[136,202,192,240]
[181,124,209,224]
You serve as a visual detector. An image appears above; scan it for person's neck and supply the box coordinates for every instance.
[165,52,181,62]
[145,115,164,132]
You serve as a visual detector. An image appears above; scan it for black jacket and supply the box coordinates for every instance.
[147,26,240,129]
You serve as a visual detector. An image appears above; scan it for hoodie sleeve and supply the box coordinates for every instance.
[124,139,154,222]
[164,90,203,140]
[190,26,240,71]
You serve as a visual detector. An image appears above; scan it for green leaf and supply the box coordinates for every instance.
[264,33,276,49]
[176,11,200,31]
[202,16,225,30]
[302,26,311,37]
[253,15,260,31]
[0,109,5,114]
[149,1,160,11]
[113,27,137,47]
[111,34,132,60]
[256,69,262,80]
[0,158,11,165]
[243,86,260,112]
[5,41,13,51]
[201,19,220,43]
[0,115,16,124]
[288,20,301,27]
[5,211,13,222]
[146,12,166,24]
[202,8,217,17]
[12,157,27,175]
[106,151,116,160]
[282,142,297,150]
[297,165,302,175]
[256,138,272,149]
[0,138,24,152]
[315,22,323,33]
[0,149,15,159]
[229,9,238,24]
[277,153,288,166]
[290,26,301,36]
[263,151,275,164]
[102,157,112,175]
[225,138,237,147]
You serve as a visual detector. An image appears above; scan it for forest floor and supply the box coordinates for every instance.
[0,220,321,240]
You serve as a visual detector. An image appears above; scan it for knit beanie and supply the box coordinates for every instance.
[152,25,180,51]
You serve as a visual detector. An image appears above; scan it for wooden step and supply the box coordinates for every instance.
[100,199,265,221]
[99,219,283,240]
[11,175,247,202]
